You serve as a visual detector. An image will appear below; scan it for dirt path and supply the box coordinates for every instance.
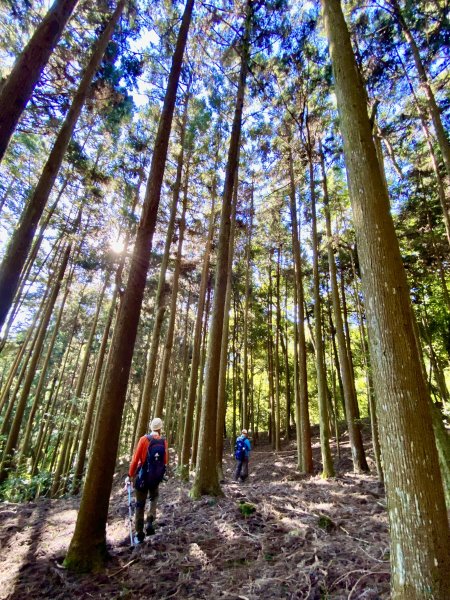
[0,433,390,599]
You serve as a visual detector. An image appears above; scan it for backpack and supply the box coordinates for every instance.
[234,437,246,461]
[135,436,166,491]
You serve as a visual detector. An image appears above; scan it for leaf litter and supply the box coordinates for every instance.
[0,426,390,599]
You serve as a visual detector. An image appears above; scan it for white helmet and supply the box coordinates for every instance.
[151,417,163,431]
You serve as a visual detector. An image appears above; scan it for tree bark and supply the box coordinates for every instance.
[0,0,125,331]
[179,182,216,480]
[396,56,450,247]
[136,95,190,439]
[0,286,50,418]
[242,185,253,431]
[216,177,238,480]
[309,149,334,478]
[64,0,194,572]
[321,146,368,473]
[17,263,75,466]
[191,280,211,468]
[267,258,275,448]
[274,245,281,451]
[292,280,303,469]
[153,162,190,417]
[0,0,79,162]
[287,147,313,473]
[175,290,193,457]
[389,0,450,178]
[51,274,108,496]
[280,327,291,439]
[30,313,77,477]
[350,253,384,482]
[0,194,62,352]
[321,0,450,596]
[190,1,251,499]
[0,241,72,483]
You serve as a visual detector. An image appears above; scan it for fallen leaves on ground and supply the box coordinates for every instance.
[0,427,390,599]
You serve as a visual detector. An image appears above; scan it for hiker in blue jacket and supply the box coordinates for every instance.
[234,429,251,482]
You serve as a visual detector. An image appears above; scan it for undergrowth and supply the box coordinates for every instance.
[0,469,52,502]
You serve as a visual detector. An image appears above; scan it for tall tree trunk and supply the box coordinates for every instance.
[321,146,368,473]
[329,308,346,419]
[0,240,72,483]
[30,312,79,477]
[0,0,79,162]
[136,95,190,439]
[0,0,125,331]
[321,1,450,596]
[309,149,334,478]
[280,329,291,439]
[51,275,108,496]
[65,0,194,572]
[274,245,281,451]
[17,263,75,466]
[395,54,450,246]
[429,403,450,510]
[190,1,251,499]
[288,146,313,473]
[350,254,383,482]
[242,184,253,430]
[73,179,144,492]
[282,278,292,439]
[176,290,193,457]
[154,162,190,417]
[232,306,238,442]
[0,287,50,417]
[338,261,359,417]
[49,333,85,488]
[216,178,238,480]
[267,259,275,448]
[0,194,62,352]
[389,0,450,178]
[30,374,57,470]
[179,187,216,480]
[328,328,341,458]
[191,280,211,468]
[292,282,303,469]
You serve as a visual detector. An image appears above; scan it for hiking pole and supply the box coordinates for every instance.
[126,480,134,546]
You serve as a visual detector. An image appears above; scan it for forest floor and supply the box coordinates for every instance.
[0,426,391,599]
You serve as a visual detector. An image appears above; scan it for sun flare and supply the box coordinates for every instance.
[110,239,125,254]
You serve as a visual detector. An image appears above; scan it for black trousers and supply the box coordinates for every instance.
[235,457,249,481]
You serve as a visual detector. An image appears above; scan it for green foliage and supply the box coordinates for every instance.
[0,468,52,502]
[67,140,89,172]
[238,500,256,517]
[317,514,335,532]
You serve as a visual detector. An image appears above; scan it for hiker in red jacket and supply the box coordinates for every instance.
[127,417,168,543]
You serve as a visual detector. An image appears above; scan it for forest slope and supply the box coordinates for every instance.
[0,428,390,599]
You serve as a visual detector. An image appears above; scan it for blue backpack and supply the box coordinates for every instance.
[234,437,246,461]
[135,436,166,490]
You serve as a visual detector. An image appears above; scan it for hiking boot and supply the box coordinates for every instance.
[145,517,155,536]
[134,531,145,544]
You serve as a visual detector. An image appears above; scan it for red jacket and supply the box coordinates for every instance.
[129,433,168,478]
